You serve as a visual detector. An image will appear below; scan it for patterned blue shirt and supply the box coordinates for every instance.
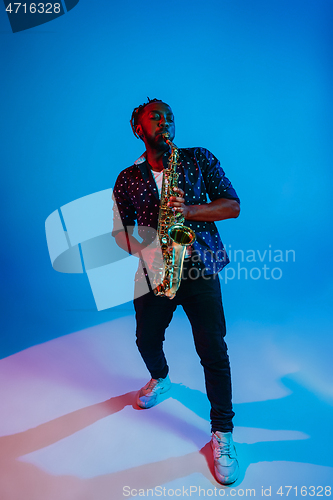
[112,147,240,276]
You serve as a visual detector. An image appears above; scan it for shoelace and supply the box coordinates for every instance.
[146,379,159,392]
[214,435,231,458]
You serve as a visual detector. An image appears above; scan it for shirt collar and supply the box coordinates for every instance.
[133,149,175,166]
[134,152,147,165]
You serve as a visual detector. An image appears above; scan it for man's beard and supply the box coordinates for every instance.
[145,133,170,152]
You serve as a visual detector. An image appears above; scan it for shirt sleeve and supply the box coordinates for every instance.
[195,148,240,204]
[112,171,137,236]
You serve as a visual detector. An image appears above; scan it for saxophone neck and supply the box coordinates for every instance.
[162,133,177,151]
[162,133,179,167]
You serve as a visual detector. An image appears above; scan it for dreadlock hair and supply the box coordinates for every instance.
[130,97,164,139]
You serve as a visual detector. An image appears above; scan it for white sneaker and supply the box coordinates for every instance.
[136,375,171,409]
[211,431,239,485]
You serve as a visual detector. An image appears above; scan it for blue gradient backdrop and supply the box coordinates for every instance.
[1,0,332,357]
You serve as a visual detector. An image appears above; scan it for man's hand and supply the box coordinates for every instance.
[141,244,164,273]
[114,230,164,284]
[167,187,240,222]
[168,187,191,218]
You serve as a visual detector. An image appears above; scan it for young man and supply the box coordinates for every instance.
[112,98,240,485]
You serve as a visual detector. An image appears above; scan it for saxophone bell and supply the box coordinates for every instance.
[168,224,196,247]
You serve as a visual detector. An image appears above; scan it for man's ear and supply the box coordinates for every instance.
[136,125,144,140]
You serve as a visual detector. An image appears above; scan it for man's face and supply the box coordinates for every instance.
[136,102,175,150]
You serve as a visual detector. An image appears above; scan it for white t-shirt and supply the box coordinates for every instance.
[151,169,163,198]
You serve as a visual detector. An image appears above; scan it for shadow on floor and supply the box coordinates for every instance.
[0,374,331,499]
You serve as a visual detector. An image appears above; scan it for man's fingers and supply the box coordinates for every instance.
[168,188,186,212]
[173,187,184,197]
[168,196,185,205]
[172,207,184,214]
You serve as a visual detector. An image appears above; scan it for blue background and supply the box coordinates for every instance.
[0,0,332,358]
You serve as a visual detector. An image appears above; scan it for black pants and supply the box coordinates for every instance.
[133,272,235,433]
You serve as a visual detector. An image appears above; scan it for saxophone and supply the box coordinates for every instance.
[153,134,196,299]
